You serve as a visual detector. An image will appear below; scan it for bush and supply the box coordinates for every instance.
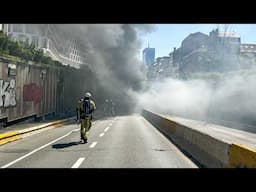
[33,49,44,63]
[0,33,9,52]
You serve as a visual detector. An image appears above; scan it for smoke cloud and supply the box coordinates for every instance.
[25,24,256,131]
[137,69,256,130]
[50,24,155,114]
[58,24,256,131]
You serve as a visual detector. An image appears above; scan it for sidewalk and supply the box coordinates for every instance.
[0,121,53,134]
[0,117,75,146]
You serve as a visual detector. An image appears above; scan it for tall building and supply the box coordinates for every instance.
[143,44,155,66]
[2,24,87,69]
[175,29,241,75]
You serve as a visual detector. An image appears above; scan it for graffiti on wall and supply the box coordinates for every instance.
[23,83,43,104]
[0,79,16,108]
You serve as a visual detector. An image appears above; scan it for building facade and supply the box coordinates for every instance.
[147,55,178,80]
[2,24,86,69]
[174,29,242,76]
[240,44,256,69]
[148,28,256,81]
[179,32,209,75]
[208,29,241,72]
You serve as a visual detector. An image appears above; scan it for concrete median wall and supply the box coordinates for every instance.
[142,109,256,168]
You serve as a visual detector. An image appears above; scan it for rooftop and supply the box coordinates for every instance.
[218,32,240,38]
[240,44,256,53]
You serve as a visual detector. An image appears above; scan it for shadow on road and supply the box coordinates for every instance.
[52,141,81,149]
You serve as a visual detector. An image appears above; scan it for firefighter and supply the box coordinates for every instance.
[79,92,96,143]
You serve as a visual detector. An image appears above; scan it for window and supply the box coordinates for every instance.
[13,24,23,33]
[8,24,12,32]
[8,64,17,77]
[42,38,47,48]
[26,25,36,34]
[32,36,39,47]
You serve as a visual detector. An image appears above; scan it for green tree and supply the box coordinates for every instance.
[33,49,44,63]
[0,33,9,53]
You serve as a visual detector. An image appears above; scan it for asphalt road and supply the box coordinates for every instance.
[0,114,197,168]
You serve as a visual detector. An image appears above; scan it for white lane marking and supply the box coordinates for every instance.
[89,142,97,148]
[71,158,85,168]
[104,127,110,132]
[99,133,105,137]
[1,128,80,168]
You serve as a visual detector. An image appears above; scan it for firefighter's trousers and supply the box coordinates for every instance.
[80,117,92,140]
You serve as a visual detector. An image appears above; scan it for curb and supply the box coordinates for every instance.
[0,117,75,146]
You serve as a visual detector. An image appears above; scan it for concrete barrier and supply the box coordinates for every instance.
[142,110,256,168]
[228,143,256,168]
[0,117,75,146]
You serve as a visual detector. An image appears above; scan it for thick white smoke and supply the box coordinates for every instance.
[137,78,212,119]
[136,69,256,128]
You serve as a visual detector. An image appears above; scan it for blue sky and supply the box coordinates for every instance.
[139,24,256,60]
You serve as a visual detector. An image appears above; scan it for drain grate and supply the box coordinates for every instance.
[152,148,169,152]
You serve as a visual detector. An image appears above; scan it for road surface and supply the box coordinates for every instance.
[0,114,197,168]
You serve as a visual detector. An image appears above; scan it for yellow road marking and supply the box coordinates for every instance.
[0,135,21,146]
[0,131,19,140]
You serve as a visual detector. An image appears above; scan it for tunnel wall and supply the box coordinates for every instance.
[0,58,80,125]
